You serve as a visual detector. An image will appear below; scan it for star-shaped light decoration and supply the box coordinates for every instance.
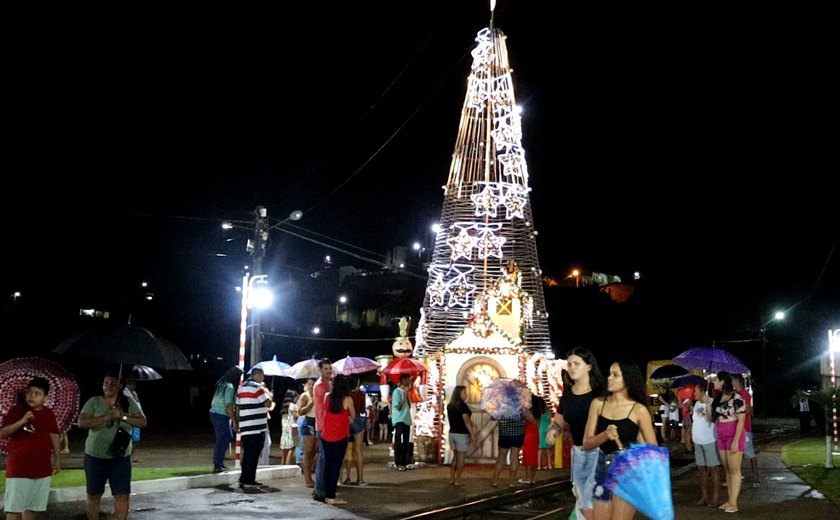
[446,265,477,308]
[447,227,477,261]
[470,184,500,217]
[426,273,447,307]
[475,228,506,260]
[501,187,527,220]
[498,152,527,182]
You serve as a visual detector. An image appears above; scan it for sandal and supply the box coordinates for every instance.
[342,478,351,485]
[326,498,347,506]
[490,481,499,488]
[696,498,708,506]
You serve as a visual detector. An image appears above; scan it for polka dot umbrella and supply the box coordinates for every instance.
[0,357,80,455]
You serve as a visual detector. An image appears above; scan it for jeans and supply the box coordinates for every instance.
[315,431,326,491]
[320,437,348,499]
[295,416,306,464]
[209,411,232,470]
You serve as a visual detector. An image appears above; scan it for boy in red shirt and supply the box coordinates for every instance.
[1,376,62,519]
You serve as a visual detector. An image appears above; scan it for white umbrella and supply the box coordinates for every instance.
[284,358,321,380]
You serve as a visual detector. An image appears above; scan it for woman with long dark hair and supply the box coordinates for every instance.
[583,360,657,520]
[446,385,476,486]
[545,347,605,520]
[209,366,242,473]
[320,374,355,506]
[705,371,746,513]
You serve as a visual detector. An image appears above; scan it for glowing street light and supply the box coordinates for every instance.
[237,274,273,373]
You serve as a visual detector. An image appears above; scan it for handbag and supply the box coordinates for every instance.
[109,427,132,457]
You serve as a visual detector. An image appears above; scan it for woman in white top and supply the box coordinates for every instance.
[691,380,720,507]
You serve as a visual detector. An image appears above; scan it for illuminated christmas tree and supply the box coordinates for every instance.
[415,23,552,359]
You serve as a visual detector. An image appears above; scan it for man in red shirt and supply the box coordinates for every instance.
[312,358,333,501]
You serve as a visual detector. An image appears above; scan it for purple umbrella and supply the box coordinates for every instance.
[673,347,749,374]
[332,356,379,376]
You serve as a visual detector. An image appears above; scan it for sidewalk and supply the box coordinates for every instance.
[670,436,839,518]
[2,426,838,518]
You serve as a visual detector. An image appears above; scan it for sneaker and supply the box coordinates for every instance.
[213,467,226,474]
[397,466,406,471]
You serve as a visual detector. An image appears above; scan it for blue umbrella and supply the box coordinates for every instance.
[605,444,674,520]
[673,374,706,388]
[250,355,291,376]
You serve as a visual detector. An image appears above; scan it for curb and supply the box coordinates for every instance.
[1,465,300,509]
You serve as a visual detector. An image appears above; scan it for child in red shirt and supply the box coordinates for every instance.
[1,376,62,518]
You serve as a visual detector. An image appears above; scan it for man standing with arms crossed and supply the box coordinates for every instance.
[312,358,333,501]
[236,368,273,488]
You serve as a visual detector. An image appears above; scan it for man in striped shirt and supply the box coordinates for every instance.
[236,367,273,487]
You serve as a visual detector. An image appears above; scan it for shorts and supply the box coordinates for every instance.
[84,454,132,496]
[716,420,746,452]
[743,431,755,458]
[498,435,524,450]
[449,432,470,452]
[571,445,598,511]
[3,476,51,512]
[694,442,721,466]
[350,415,368,435]
[300,417,316,436]
[593,449,617,502]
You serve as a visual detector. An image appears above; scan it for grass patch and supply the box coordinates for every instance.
[781,438,840,505]
[0,467,211,493]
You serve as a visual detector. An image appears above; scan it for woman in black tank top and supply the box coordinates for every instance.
[583,360,658,520]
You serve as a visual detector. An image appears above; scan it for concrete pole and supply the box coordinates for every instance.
[250,205,267,368]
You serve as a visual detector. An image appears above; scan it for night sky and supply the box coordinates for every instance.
[3,2,837,402]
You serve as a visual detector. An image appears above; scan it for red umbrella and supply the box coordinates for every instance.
[380,357,427,385]
[676,384,697,403]
[0,357,80,455]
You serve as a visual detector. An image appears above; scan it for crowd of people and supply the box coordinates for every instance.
[0,351,768,519]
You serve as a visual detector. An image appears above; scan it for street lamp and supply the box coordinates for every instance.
[225,207,301,367]
[759,310,785,416]
[237,274,272,373]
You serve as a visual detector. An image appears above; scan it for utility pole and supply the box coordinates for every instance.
[760,327,767,417]
[249,205,268,368]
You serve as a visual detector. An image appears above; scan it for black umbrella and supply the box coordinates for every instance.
[649,364,689,380]
[129,364,163,381]
[54,324,192,371]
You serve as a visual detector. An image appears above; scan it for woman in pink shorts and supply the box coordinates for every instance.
[704,371,746,513]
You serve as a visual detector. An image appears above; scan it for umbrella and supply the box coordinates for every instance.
[251,355,291,376]
[129,365,162,381]
[284,358,322,380]
[479,377,532,420]
[332,356,379,376]
[673,374,706,388]
[0,357,80,455]
[676,384,697,403]
[673,347,749,374]
[54,324,192,371]
[380,357,427,385]
[649,364,688,380]
[605,444,674,520]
